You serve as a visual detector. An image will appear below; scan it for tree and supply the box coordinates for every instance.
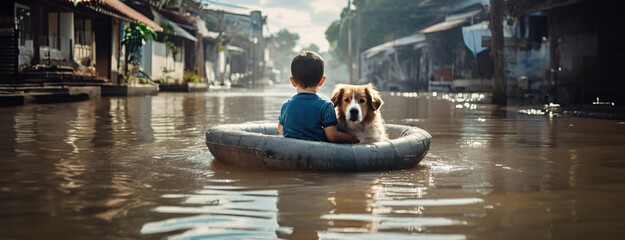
[301,43,320,53]
[121,22,157,83]
[326,0,442,65]
[267,29,300,79]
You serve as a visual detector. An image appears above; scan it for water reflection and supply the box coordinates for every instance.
[139,157,485,239]
[2,86,625,239]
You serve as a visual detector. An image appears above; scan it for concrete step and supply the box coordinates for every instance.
[0,85,68,94]
[32,92,89,104]
[0,92,90,106]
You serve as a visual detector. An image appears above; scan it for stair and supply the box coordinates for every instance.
[0,27,17,81]
[0,84,94,107]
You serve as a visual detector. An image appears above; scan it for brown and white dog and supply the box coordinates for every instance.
[330,83,388,143]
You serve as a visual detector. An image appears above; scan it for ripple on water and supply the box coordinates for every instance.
[141,187,279,237]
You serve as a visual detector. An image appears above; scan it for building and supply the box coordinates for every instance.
[1,0,161,86]
[360,0,489,92]
[527,0,625,105]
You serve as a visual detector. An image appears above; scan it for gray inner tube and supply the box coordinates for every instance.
[206,123,431,172]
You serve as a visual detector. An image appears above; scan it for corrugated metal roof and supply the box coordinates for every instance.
[363,33,427,58]
[100,0,163,31]
[151,9,198,42]
[420,9,482,34]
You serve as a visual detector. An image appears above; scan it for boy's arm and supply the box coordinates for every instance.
[324,125,359,143]
[278,123,284,135]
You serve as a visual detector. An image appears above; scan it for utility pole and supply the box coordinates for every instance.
[356,0,362,81]
[347,0,353,84]
[489,0,507,105]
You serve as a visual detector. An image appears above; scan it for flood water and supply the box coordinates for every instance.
[1,84,625,239]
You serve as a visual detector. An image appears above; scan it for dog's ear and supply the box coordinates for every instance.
[365,85,383,111]
[330,87,344,107]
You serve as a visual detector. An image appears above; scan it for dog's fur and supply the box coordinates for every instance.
[330,83,388,143]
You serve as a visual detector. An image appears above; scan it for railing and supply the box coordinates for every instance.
[23,35,94,67]
[35,35,65,66]
[74,43,92,65]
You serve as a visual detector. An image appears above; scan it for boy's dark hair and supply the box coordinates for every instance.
[291,51,324,88]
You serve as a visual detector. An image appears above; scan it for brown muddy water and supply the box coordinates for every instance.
[1,84,625,239]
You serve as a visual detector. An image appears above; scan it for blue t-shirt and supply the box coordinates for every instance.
[279,92,338,141]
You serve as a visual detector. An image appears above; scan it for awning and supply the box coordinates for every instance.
[420,9,481,34]
[363,33,426,59]
[151,9,198,42]
[100,0,163,32]
[462,21,490,55]
[461,20,517,56]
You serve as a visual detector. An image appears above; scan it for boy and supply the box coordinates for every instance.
[278,51,358,143]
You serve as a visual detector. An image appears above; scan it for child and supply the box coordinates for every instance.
[278,51,359,143]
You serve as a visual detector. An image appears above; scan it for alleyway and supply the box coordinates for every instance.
[1,85,625,239]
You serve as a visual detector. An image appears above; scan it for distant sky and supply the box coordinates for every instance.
[204,0,346,52]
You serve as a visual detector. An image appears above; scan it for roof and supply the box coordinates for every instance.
[363,33,427,59]
[419,9,482,34]
[100,0,163,31]
[151,9,198,42]
[159,8,196,31]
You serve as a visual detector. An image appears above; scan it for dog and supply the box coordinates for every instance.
[330,83,388,143]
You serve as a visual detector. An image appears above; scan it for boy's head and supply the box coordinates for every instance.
[291,51,325,88]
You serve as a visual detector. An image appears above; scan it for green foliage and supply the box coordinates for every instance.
[161,66,172,76]
[326,0,442,63]
[184,69,201,83]
[120,22,156,84]
[160,23,177,53]
[122,22,157,66]
[122,74,131,84]
[138,77,150,84]
[301,43,320,53]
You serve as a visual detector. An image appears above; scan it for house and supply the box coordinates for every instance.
[477,0,625,105]
[419,1,489,93]
[144,8,198,87]
[524,0,625,105]
[360,0,489,92]
[136,0,266,89]
[360,33,427,91]
[1,0,161,87]
[200,9,265,88]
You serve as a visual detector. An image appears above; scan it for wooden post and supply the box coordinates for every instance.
[489,0,507,105]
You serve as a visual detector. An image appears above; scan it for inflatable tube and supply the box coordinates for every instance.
[205,123,431,172]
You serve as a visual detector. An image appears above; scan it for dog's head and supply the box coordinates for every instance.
[330,83,383,123]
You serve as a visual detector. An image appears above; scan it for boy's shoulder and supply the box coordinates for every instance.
[282,93,333,110]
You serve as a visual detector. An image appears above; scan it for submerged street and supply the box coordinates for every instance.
[1,85,625,239]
